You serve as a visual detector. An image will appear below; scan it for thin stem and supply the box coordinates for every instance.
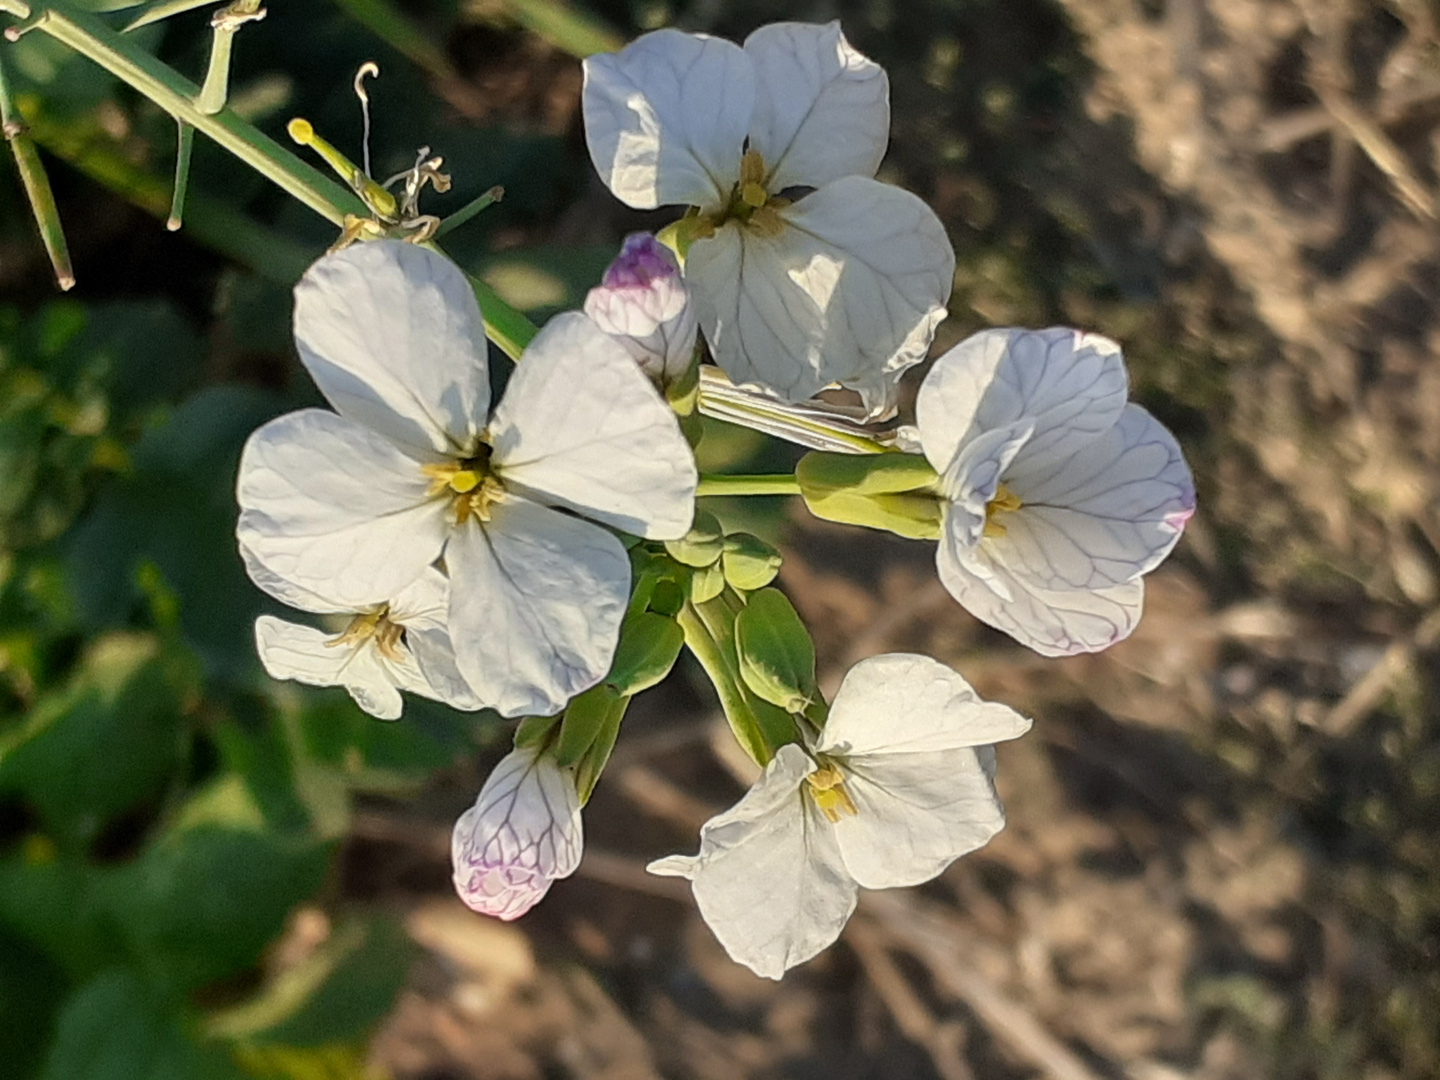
[0,46,73,289]
[676,601,769,765]
[696,473,802,498]
[167,119,192,230]
[433,184,503,238]
[2,0,362,224]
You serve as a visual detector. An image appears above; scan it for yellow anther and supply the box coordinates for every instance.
[327,608,407,660]
[741,182,768,208]
[983,482,1022,538]
[747,204,787,237]
[806,762,858,824]
[287,117,314,144]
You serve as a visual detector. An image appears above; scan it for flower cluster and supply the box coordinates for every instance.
[236,19,1196,981]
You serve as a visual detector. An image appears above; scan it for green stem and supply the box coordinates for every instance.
[676,600,770,765]
[696,473,801,498]
[167,119,192,230]
[0,0,362,224]
[0,46,72,288]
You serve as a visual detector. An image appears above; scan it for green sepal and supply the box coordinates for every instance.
[802,487,944,540]
[664,508,724,568]
[649,577,687,617]
[553,683,621,768]
[689,560,726,603]
[665,346,702,417]
[574,696,626,805]
[733,588,817,714]
[721,532,782,591]
[796,450,940,496]
[512,714,559,750]
[607,611,684,696]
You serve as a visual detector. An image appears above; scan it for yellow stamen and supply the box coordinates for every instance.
[983,482,1023,538]
[449,469,480,494]
[287,116,398,220]
[327,608,407,661]
[806,762,858,824]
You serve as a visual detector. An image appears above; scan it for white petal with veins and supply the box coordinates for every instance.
[582,30,754,211]
[688,176,953,409]
[743,21,889,191]
[917,327,1128,476]
[489,312,696,540]
[649,744,857,980]
[293,241,490,458]
[236,408,448,610]
[254,615,418,721]
[445,497,630,719]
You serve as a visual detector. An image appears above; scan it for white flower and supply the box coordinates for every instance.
[249,559,478,721]
[649,653,1030,979]
[583,21,955,415]
[236,240,697,718]
[916,327,1195,656]
[452,745,583,920]
[584,232,697,388]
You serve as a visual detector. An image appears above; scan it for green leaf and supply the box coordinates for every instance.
[607,611,683,696]
[0,927,69,1080]
[206,915,413,1047]
[663,508,724,568]
[104,826,330,991]
[554,683,620,769]
[720,532,782,592]
[40,968,245,1080]
[733,588,817,714]
[0,633,189,846]
[0,852,122,979]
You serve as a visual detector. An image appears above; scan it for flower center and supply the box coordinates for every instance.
[687,148,792,242]
[806,761,858,824]
[422,446,506,524]
[983,482,1023,538]
[327,607,406,661]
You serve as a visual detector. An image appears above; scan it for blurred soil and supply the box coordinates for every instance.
[236,1,1440,1078]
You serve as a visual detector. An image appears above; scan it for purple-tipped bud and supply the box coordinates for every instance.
[585,232,698,386]
[451,746,583,920]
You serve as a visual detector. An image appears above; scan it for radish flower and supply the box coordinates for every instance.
[236,240,697,718]
[584,232,697,389]
[916,327,1195,656]
[452,745,583,920]
[649,653,1029,979]
[583,22,954,415]
[249,559,477,720]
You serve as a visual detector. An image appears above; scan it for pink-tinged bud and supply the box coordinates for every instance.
[450,746,583,920]
[584,232,697,386]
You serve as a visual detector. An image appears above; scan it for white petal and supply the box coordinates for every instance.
[938,535,1145,656]
[582,29,753,211]
[489,312,696,540]
[584,233,698,385]
[294,240,490,458]
[938,419,1034,551]
[688,176,953,408]
[238,540,346,615]
[254,615,406,720]
[446,498,629,719]
[817,653,1032,757]
[916,327,1127,476]
[834,746,1006,890]
[997,403,1195,588]
[743,21,888,190]
[649,745,857,980]
[236,409,449,609]
[389,569,484,711]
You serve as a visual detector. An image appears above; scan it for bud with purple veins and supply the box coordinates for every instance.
[584,232,698,387]
[450,745,583,920]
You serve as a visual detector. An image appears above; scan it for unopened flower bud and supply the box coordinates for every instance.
[451,746,583,920]
[584,232,697,386]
